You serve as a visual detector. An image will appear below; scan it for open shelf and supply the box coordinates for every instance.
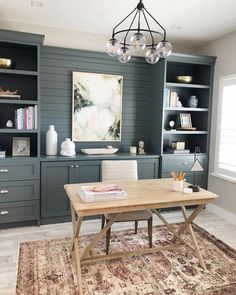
[166,61,211,86]
[163,130,208,135]
[164,107,209,112]
[165,82,210,89]
[0,41,38,71]
[0,132,38,157]
[0,129,37,133]
[0,38,39,158]
[163,152,207,156]
[0,99,38,105]
[0,69,38,76]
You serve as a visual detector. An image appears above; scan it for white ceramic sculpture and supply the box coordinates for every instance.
[46,125,57,156]
[138,140,146,154]
[60,138,76,156]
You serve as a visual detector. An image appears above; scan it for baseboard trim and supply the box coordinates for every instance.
[206,204,236,226]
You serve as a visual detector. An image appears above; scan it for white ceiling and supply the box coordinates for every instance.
[0,0,236,49]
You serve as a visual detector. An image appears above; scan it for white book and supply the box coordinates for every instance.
[28,106,34,129]
[17,108,23,129]
[34,105,38,129]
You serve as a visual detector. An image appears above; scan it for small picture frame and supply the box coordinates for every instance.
[12,137,30,156]
[180,113,192,128]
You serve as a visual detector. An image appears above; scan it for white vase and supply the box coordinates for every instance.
[46,125,58,156]
[60,138,76,156]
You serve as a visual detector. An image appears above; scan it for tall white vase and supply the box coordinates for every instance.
[46,125,58,156]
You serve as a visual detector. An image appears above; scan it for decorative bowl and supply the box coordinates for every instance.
[0,58,14,69]
[81,148,118,155]
[176,75,193,83]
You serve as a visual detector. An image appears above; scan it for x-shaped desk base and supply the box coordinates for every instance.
[70,203,206,295]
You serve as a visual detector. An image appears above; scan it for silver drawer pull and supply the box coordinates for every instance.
[183,162,188,166]
[0,169,8,173]
[70,165,74,168]
[0,210,9,215]
[75,165,79,168]
[0,190,8,194]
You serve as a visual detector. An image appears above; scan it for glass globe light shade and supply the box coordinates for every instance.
[105,38,119,57]
[117,46,131,63]
[145,47,159,64]
[156,40,172,58]
[130,32,146,51]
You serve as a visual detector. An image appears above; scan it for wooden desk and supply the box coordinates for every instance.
[64,178,218,295]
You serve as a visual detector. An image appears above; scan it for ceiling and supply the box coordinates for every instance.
[0,0,236,49]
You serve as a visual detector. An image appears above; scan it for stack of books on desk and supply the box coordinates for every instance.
[78,184,127,202]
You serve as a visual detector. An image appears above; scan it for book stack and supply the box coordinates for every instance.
[164,89,181,108]
[78,184,127,203]
[166,148,190,154]
[15,106,37,129]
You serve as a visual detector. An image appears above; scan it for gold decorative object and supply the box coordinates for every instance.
[176,75,193,83]
[0,87,20,99]
[0,87,17,95]
[0,58,14,69]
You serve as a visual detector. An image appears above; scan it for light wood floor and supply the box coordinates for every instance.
[0,210,236,295]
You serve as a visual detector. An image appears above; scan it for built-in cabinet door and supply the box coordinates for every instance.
[138,159,159,179]
[71,161,101,183]
[41,161,101,219]
[41,161,74,218]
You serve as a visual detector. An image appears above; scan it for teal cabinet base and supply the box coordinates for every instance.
[41,156,160,222]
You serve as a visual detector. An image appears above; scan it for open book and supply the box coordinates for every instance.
[78,184,127,202]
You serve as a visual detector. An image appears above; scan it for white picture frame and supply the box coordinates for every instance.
[12,137,30,156]
[180,113,192,128]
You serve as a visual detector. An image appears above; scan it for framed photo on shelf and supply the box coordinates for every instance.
[180,113,192,128]
[12,137,30,156]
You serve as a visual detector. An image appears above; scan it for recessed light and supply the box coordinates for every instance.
[31,0,43,7]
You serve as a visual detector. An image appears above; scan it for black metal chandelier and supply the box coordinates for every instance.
[105,0,172,64]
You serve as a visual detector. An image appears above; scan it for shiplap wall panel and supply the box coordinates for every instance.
[40,46,151,153]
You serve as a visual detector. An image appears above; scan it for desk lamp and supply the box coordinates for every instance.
[188,146,203,192]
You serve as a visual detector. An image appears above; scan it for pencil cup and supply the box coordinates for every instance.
[173,180,183,192]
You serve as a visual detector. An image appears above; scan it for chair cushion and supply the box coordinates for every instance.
[105,210,152,222]
[102,160,138,181]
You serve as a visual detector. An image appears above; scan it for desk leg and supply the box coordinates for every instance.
[70,203,84,295]
[181,206,206,270]
[171,204,205,242]
[152,209,195,252]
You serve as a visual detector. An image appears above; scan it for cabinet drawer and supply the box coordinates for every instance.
[0,159,39,181]
[0,200,39,224]
[0,180,39,203]
[161,155,207,173]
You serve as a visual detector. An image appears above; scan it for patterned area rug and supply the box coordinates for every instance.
[16,223,236,295]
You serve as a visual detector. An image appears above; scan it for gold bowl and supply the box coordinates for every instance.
[0,58,14,69]
[176,75,193,83]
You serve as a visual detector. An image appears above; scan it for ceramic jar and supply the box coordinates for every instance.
[60,138,76,156]
[46,125,57,156]
[188,95,198,108]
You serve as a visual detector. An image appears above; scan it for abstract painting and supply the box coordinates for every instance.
[72,72,123,141]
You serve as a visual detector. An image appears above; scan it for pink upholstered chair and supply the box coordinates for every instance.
[101,160,153,254]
